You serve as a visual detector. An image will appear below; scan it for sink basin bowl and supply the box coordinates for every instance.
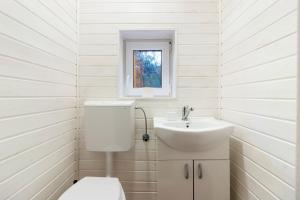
[154,117,233,152]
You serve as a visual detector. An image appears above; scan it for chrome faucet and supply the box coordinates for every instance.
[182,105,194,121]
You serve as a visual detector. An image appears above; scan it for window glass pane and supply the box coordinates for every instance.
[133,50,162,88]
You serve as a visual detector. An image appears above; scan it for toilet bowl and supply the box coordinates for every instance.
[59,177,126,200]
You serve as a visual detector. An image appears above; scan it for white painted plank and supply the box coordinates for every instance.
[0,77,76,97]
[0,0,76,51]
[80,2,218,13]
[222,109,296,143]
[0,140,75,199]
[0,98,76,119]
[80,23,219,34]
[80,13,218,24]
[0,132,75,183]
[0,55,76,85]
[0,34,76,74]
[0,108,76,140]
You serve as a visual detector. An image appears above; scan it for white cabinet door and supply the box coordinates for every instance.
[158,160,193,200]
[194,160,230,200]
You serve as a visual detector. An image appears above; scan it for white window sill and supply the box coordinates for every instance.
[119,96,177,100]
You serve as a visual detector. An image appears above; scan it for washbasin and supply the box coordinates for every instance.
[154,117,233,152]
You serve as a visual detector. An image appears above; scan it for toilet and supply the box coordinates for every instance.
[59,177,126,200]
[59,101,135,200]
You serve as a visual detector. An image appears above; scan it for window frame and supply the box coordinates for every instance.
[125,40,170,97]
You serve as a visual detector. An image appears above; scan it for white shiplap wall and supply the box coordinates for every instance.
[220,0,297,199]
[297,1,300,198]
[0,0,78,199]
[78,0,219,199]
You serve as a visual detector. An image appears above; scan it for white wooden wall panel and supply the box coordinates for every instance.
[78,1,219,199]
[1,1,296,199]
[0,0,77,199]
[220,0,297,199]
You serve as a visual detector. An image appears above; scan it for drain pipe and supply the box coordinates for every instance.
[105,152,113,177]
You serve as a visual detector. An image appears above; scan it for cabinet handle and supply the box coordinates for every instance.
[184,164,189,179]
[198,163,203,179]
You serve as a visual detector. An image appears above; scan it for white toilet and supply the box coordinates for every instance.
[59,101,136,200]
[59,177,126,200]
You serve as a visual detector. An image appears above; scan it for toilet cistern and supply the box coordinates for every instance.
[59,100,134,200]
[84,100,136,177]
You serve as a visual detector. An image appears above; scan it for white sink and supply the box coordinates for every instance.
[154,117,233,152]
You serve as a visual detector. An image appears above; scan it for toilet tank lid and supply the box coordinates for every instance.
[59,177,124,200]
[84,100,135,107]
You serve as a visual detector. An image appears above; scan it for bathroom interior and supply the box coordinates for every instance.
[0,0,299,200]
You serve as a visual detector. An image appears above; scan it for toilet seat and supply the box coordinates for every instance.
[59,177,126,200]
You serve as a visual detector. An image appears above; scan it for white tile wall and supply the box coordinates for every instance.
[78,0,219,199]
[220,0,298,199]
[0,0,78,199]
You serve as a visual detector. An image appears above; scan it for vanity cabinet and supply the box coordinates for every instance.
[194,160,230,200]
[158,160,193,200]
[154,117,232,200]
[158,160,230,200]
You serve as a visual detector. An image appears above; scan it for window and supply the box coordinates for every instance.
[133,50,162,88]
[119,30,176,98]
[125,41,170,97]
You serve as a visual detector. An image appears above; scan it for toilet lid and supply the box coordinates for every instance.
[59,177,125,200]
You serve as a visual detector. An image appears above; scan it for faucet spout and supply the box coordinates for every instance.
[182,105,194,121]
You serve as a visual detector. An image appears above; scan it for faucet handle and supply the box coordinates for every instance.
[183,105,194,112]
